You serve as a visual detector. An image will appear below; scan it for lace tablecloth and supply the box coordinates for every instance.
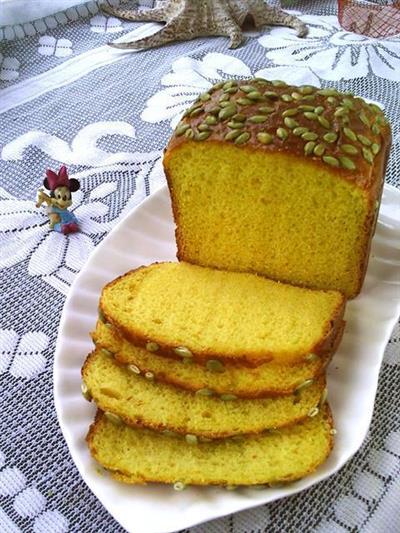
[0,1,399,532]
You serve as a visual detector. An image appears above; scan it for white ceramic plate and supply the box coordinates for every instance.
[54,183,400,533]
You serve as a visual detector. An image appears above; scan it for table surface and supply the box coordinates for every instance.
[0,1,399,532]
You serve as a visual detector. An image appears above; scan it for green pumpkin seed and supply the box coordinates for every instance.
[281,94,293,102]
[339,156,356,170]
[225,87,238,94]
[144,371,155,380]
[304,111,318,120]
[184,128,194,139]
[253,77,268,83]
[313,143,326,156]
[104,412,122,425]
[299,85,314,95]
[358,134,372,146]
[212,82,224,90]
[175,123,190,136]
[220,101,232,108]
[304,141,316,155]
[185,434,198,445]
[195,388,214,397]
[308,407,319,418]
[247,91,263,100]
[227,121,245,129]
[190,107,203,117]
[272,80,287,87]
[293,126,309,136]
[298,105,315,111]
[314,106,324,115]
[205,115,217,125]
[318,116,330,128]
[304,353,319,362]
[264,91,278,99]
[81,382,92,402]
[284,117,298,129]
[146,341,159,352]
[206,359,225,373]
[219,93,230,102]
[101,348,114,357]
[225,130,242,141]
[317,88,339,96]
[200,92,211,101]
[258,106,275,114]
[301,132,318,141]
[235,132,251,145]
[174,346,193,358]
[173,482,186,491]
[208,106,221,116]
[282,108,299,117]
[302,94,316,101]
[233,113,246,122]
[248,115,268,123]
[257,132,273,144]
[276,127,288,140]
[240,85,255,93]
[223,80,235,90]
[342,97,354,109]
[291,92,302,100]
[127,364,141,375]
[294,379,315,394]
[371,143,381,155]
[371,123,381,135]
[322,155,340,167]
[198,124,210,132]
[359,111,370,127]
[237,98,252,106]
[369,103,381,113]
[218,105,237,120]
[341,144,358,155]
[196,131,211,141]
[343,127,357,141]
[362,147,374,164]
[220,394,237,401]
[323,132,338,143]
[327,96,337,104]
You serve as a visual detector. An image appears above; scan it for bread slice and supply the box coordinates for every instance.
[100,262,345,366]
[82,349,326,439]
[87,406,334,486]
[93,319,343,397]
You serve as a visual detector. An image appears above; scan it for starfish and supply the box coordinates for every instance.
[101,0,308,50]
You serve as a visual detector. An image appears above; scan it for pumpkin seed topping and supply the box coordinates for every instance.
[173,482,186,491]
[293,126,309,136]
[302,132,318,141]
[247,91,263,100]
[371,143,381,155]
[225,130,242,141]
[281,94,293,102]
[199,92,211,101]
[205,115,217,125]
[196,131,211,141]
[174,346,193,358]
[127,364,141,375]
[339,156,356,170]
[219,105,237,120]
[185,128,194,139]
[322,155,340,167]
[198,124,210,132]
[190,107,203,117]
[257,132,273,144]
[327,96,337,104]
[175,123,190,136]
[276,127,288,140]
[341,144,358,155]
[359,112,370,126]
[235,132,251,144]
[223,80,235,90]
[299,85,314,95]
[358,134,372,146]
[220,101,232,108]
[342,97,354,109]
[284,117,298,129]
[304,141,316,155]
[233,113,246,122]
[371,123,381,135]
[212,82,224,90]
[317,88,338,96]
[220,394,238,401]
[264,91,279,99]
[208,106,221,116]
[236,98,252,106]
[304,111,318,120]
[298,105,315,111]
[313,143,326,156]
[241,85,255,93]
[302,94,316,101]
[248,115,268,123]
[104,412,122,425]
[227,121,245,129]
[258,106,275,114]
[323,132,338,143]
[314,106,324,115]
[185,434,198,445]
[318,116,330,128]
[219,93,230,102]
[369,103,381,113]
[282,108,299,117]
[146,341,159,352]
[362,147,374,164]
[206,359,225,373]
[343,127,357,141]
[225,87,238,94]
[272,80,287,87]
[195,388,214,397]
[291,92,302,100]
[81,382,92,402]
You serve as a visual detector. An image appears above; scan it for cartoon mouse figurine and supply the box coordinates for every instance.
[36,165,80,234]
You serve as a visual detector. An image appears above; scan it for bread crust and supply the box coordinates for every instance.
[163,79,392,298]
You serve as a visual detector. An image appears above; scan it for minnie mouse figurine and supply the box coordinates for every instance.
[36,165,80,235]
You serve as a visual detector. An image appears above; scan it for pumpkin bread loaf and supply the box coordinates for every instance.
[99,262,345,367]
[87,405,334,486]
[163,79,391,298]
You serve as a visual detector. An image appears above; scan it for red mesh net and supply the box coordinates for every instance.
[338,0,400,37]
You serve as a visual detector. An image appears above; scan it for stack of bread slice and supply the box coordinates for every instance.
[84,261,345,488]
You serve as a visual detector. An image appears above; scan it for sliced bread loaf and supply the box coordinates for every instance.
[100,262,345,366]
[87,406,334,486]
[82,349,326,439]
[93,319,343,397]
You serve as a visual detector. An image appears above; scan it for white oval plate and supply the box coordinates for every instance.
[54,183,400,533]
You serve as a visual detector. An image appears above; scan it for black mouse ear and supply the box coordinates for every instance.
[68,179,80,192]
[43,178,51,190]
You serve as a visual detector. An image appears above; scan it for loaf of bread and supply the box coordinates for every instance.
[93,319,344,397]
[87,406,334,486]
[163,79,391,298]
[82,349,326,439]
[100,262,345,366]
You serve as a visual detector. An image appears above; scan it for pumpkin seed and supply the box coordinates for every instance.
[339,156,356,170]
[327,96,337,104]
[323,132,338,143]
[304,111,318,120]
[127,364,141,375]
[205,115,217,125]
[225,87,238,94]
[219,93,230,102]
[342,97,354,109]
[227,121,245,129]
[308,407,319,418]
[206,359,225,373]
[233,113,246,122]
[276,127,288,140]
[185,434,198,445]
[322,155,340,167]
[359,111,370,127]
[272,80,287,87]
[247,91,263,100]
[81,382,92,402]
[293,126,309,136]
[220,394,237,401]
[225,130,242,141]
[208,106,221,116]
[195,388,214,397]
[304,141,316,155]
[190,107,203,117]
[299,85,314,95]
[185,128,194,139]
[301,132,318,141]
[282,108,299,117]
[298,105,315,111]
[198,124,210,132]
[258,106,275,114]
[291,92,302,100]
[146,341,159,352]
[196,131,211,141]
[317,88,338,96]
[341,144,358,155]
[304,353,319,362]
[212,82,224,90]
[175,123,190,136]
[223,80,235,90]
[284,117,298,129]
[318,116,330,128]
[253,77,268,83]
[218,105,237,120]
[173,482,186,491]
[237,98,252,105]
[314,143,326,156]
[343,127,357,141]
[200,92,211,101]
[371,123,381,135]
[314,106,324,115]
[371,143,381,155]
[174,346,193,358]
[281,94,293,102]
[362,147,374,164]
[104,412,122,425]
[357,134,372,146]
[235,132,251,144]
[249,115,268,123]
[257,132,273,144]
[240,85,255,93]
[294,379,315,394]
[302,94,316,101]
[220,101,232,108]
[264,91,279,99]
[369,103,381,113]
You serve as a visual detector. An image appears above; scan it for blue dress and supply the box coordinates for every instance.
[51,206,79,233]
